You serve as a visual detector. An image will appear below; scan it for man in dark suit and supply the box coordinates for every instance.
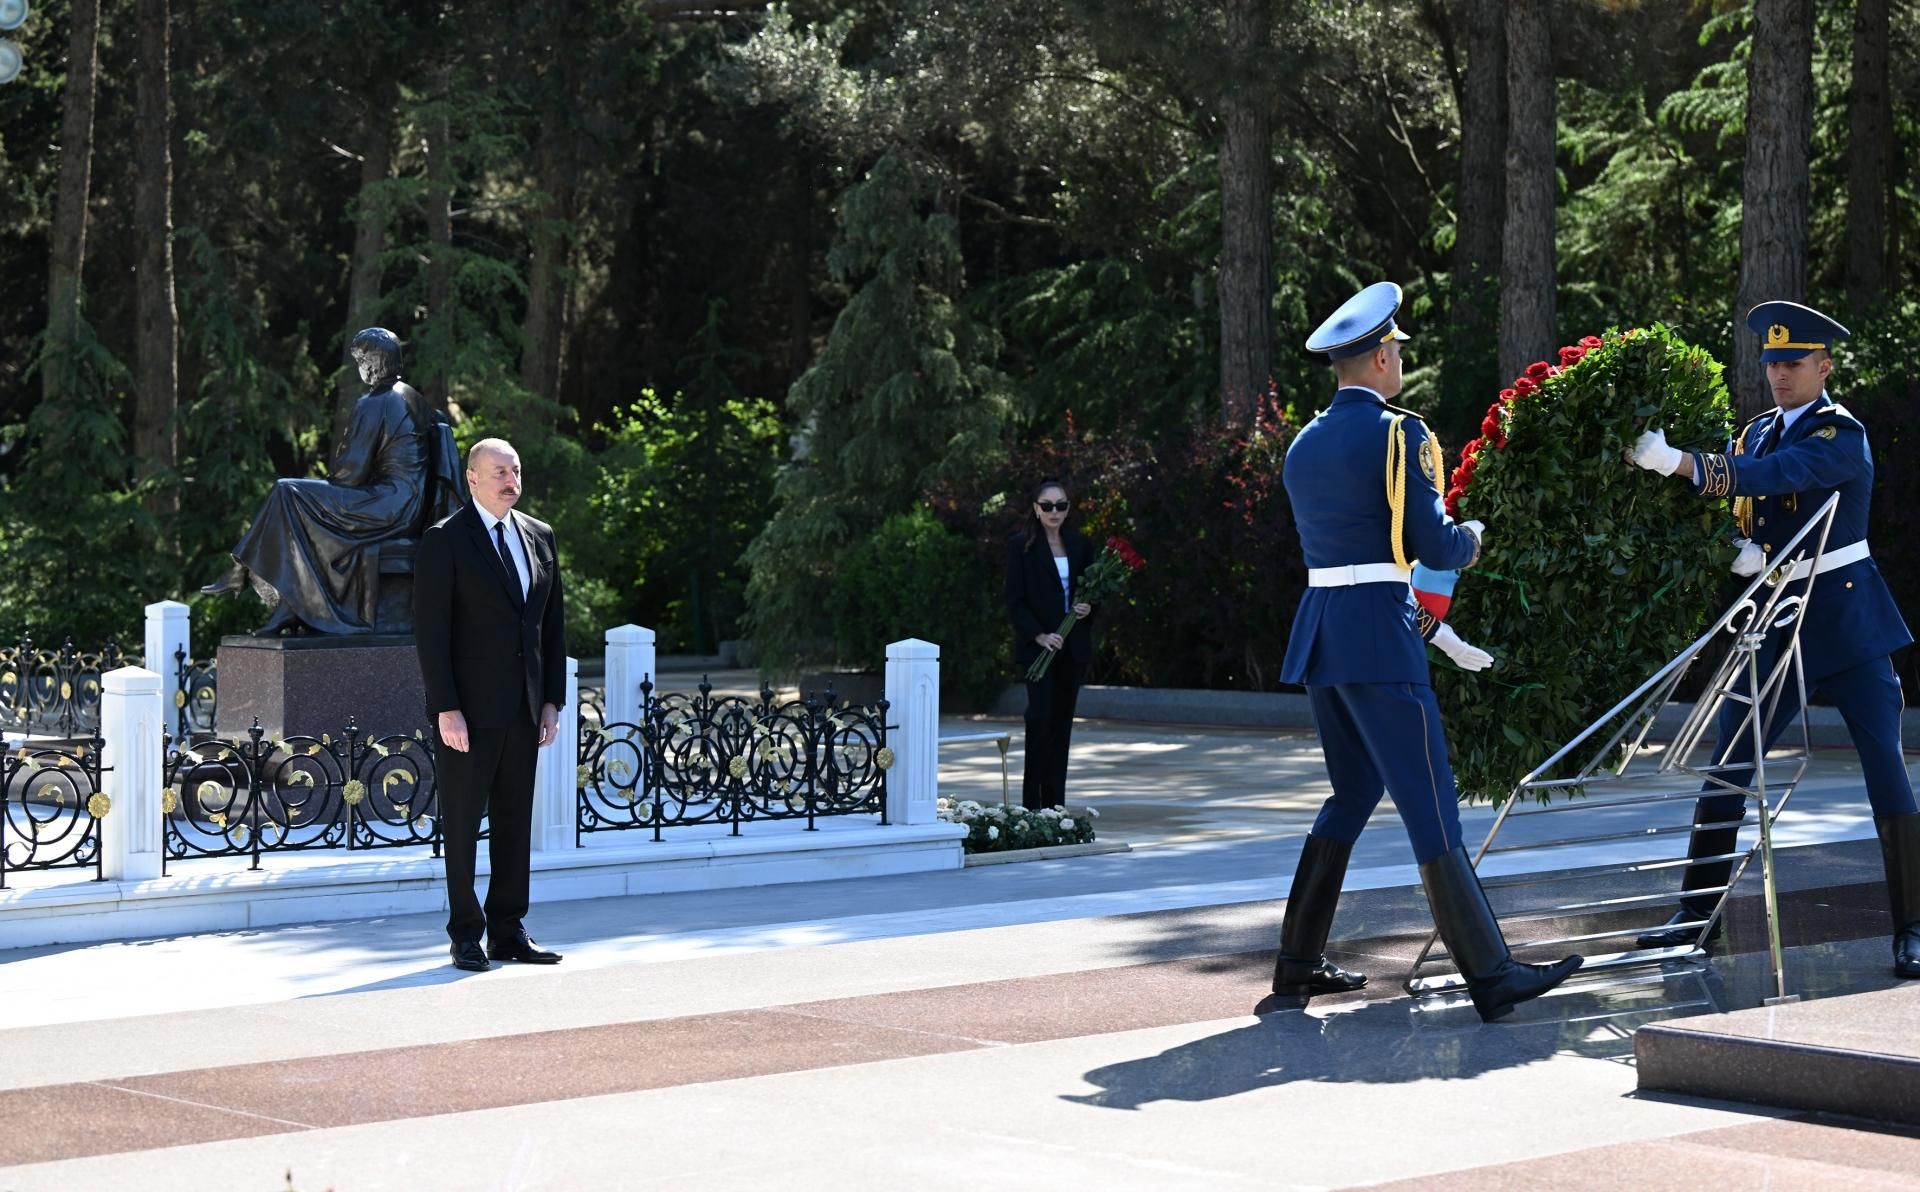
[414,437,568,972]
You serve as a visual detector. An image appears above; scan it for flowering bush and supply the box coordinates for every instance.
[1434,326,1734,801]
[935,798,1099,854]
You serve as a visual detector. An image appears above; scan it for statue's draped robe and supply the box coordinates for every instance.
[233,380,437,634]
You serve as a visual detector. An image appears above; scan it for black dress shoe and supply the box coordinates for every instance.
[488,930,562,964]
[200,560,248,597]
[1635,909,1723,951]
[450,940,491,972]
[1271,955,1367,997]
[1895,924,1920,979]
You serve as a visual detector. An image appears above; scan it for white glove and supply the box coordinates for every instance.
[1460,520,1485,549]
[1629,428,1685,475]
[1730,538,1766,577]
[1432,623,1494,672]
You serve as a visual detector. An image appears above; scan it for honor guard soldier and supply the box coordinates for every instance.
[1629,301,1920,978]
[1274,282,1584,1021]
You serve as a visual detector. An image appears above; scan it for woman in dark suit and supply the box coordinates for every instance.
[1006,478,1097,810]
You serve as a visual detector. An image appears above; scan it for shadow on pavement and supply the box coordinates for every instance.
[1065,966,1733,1110]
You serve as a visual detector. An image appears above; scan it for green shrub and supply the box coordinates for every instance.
[827,507,1007,708]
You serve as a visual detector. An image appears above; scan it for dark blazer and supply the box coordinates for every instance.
[413,503,568,728]
[1006,527,1098,668]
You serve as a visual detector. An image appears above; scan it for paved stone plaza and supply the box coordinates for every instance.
[2,711,1919,1189]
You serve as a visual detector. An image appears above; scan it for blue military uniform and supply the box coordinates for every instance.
[1281,383,1480,860]
[1640,302,1920,976]
[1271,282,1582,1018]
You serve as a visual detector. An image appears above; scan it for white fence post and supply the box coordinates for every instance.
[529,656,580,853]
[143,600,191,731]
[603,624,655,730]
[884,638,939,826]
[101,666,165,881]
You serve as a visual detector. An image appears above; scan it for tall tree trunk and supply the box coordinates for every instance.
[1498,0,1554,386]
[335,105,395,445]
[1217,0,1273,429]
[520,121,576,416]
[1844,0,1890,317]
[44,0,102,408]
[133,0,178,505]
[424,103,454,411]
[787,156,814,384]
[1733,0,1813,419]
[1442,0,1506,436]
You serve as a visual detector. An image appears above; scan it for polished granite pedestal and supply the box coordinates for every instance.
[213,634,428,741]
[1637,960,1920,1125]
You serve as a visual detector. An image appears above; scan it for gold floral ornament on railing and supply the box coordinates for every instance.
[161,788,179,814]
[87,794,109,818]
[727,755,749,779]
[875,747,895,771]
[342,779,367,807]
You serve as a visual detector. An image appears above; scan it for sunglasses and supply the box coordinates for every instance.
[1035,500,1071,513]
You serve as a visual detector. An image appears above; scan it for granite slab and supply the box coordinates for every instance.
[1637,980,1920,1125]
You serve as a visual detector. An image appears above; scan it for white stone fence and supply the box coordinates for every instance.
[70,624,941,882]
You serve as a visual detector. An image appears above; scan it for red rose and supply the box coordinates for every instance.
[1461,455,1478,480]
[1498,388,1518,404]
[1580,335,1603,349]
[1445,487,1465,517]
[1463,437,1482,458]
[1525,361,1551,381]
[1558,346,1586,366]
[1514,376,1538,397]
[1489,427,1508,449]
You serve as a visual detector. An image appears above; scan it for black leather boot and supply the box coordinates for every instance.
[1422,847,1583,1023]
[1272,835,1366,996]
[1874,812,1920,980]
[1636,802,1743,950]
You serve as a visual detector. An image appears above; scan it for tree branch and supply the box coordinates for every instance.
[959,188,1062,229]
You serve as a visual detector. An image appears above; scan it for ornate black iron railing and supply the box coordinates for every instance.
[0,637,127,739]
[172,647,218,741]
[0,737,107,887]
[577,677,892,843]
[163,721,442,871]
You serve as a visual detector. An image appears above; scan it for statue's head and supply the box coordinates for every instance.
[350,327,404,387]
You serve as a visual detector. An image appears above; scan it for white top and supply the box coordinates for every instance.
[477,506,530,599]
[1054,555,1071,603]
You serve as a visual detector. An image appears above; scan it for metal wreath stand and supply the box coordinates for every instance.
[1405,493,1842,1007]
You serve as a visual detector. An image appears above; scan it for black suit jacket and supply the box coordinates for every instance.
[413,503,567,729]
[1006,527,1098,668]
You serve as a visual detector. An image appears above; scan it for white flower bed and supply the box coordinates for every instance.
[935,798,1099,854]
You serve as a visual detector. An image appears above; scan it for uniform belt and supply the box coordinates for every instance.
[1779,539,1870,583]
[1307,563,1412,588]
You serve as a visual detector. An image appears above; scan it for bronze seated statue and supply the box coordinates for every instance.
[202,328,467,636]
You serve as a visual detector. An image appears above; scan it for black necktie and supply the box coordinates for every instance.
[493,521,523,602]
[1759,417,1783,457]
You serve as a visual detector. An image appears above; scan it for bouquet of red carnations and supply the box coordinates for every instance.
[1026,536,1145,681]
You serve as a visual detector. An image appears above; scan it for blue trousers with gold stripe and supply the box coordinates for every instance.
[1697,649,1916,824]
[1306,682,1464,864]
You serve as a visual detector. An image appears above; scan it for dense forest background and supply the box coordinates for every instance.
[0,0,1914,700]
